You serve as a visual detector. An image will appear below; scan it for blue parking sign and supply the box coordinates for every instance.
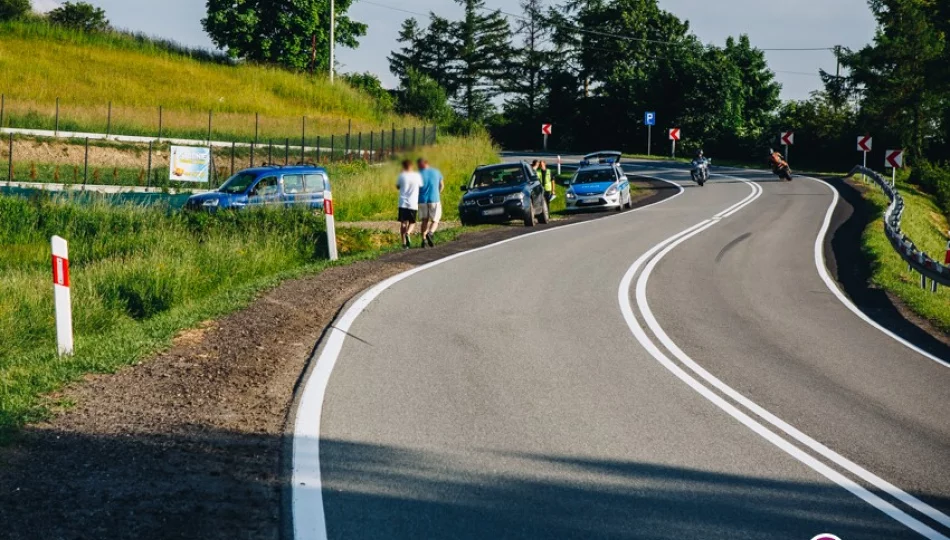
[645,112,656,126]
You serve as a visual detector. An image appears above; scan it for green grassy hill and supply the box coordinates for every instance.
[0,21,417,142]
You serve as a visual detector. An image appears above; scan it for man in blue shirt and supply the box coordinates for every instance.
[417,158,444,248]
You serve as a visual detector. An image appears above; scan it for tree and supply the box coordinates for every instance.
[504,0,551,121]
[453,0,512,121]
[396,68,454,123]
[388,15,458,95]
[48,2,110,32]
[202,0,367,72]
[0,0,30,21]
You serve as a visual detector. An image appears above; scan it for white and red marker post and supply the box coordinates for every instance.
[557,155,562,176]
[51,235,73,357]
[323,190,338,261]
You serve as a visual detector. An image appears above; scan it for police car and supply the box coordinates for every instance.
[564,160,632,212]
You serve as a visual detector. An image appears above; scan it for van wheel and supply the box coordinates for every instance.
[523,202,537,227]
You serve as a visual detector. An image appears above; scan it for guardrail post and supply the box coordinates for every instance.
[52,236,74,357]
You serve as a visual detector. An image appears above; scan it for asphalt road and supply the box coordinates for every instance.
[293,162,950,540]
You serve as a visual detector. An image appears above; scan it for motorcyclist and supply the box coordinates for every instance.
[768,148,786,172]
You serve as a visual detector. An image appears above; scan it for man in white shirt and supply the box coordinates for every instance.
[396,159,423,249]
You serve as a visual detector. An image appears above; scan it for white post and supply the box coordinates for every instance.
[543,133,548,151]
[784,143,790,167]
[51,236,73,357]
[557,155,561,176]
[672,139,676,159]
[329,0,335,84]
[647,125,652,156]
[862,151,867,182]
[892,167,896,188]
[323,190,338,261]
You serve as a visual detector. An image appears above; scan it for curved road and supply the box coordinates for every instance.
[292,162,950,540]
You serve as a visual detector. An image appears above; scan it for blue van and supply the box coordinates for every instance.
[185,165,330,211]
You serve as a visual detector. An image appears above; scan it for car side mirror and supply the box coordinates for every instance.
[460,185,468,192]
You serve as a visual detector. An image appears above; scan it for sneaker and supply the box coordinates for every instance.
[420,240,427,249]
[426,233,434,247]
[403,238,411,249]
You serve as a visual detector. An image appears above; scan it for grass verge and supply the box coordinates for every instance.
[854,175,950,334]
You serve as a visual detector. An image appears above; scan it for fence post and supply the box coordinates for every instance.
[158,105,163,142]
[147,140,153,189]
[55,97,60,137]
[7,133,12,182]
[317,135,322,163]
[433,125,438,144]
[250,142,255,167]
[229,141,235,176]
[330,134,335,162]
[285,138,290,165]
[207,110,213,144]
[51,236,74,357]
[402,128,407,151]
[391,123,396,156]
[346,119,351,159]
[255,112,259,145]
[0,94,4,129]
[268,139,273,164]
[106,101,112,137]
[370,131,374,163]
[357,131,362,161]
[301,116,306,163]
[83,137,89,187]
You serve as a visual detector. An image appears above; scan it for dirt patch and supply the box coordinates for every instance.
[0,181,670,540]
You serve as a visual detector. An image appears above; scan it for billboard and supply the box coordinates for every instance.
[169,146,211,182]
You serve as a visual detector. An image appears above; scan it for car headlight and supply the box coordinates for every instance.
[504,192,524,202]
[202,199,220,207]
[462,199,477,206]
[566,190,576,200]
[605,186,619,196]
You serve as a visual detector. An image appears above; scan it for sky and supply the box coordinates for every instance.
[30,0,878,101]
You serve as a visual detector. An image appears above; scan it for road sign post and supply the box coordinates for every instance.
[323,190,338,261]
[51,235,73,357]
[645,112,656,156]
[541,124,552,151]
[781,131,794,166]
[885,149,904,187]
[669,128,681,159]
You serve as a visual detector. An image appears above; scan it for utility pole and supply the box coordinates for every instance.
[329,0,335,84]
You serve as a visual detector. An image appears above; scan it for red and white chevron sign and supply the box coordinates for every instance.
[886,149,904,169]
[541,124,552,136]
[857,135,872,152]
[781,131,794,146]
[668,128,681,141]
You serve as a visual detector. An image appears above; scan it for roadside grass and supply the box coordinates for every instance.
[0,194,435,442]
[0,21,417,141]
[854,175,950,333]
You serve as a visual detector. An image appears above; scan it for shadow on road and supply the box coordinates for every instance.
[317,438,935,540]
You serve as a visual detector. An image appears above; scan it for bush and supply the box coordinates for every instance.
[910,160,950,217]
[0,0,29,21]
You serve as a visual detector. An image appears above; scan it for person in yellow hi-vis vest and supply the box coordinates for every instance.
[539,161,555,202]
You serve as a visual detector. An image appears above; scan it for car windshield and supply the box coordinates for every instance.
[218,172,257,194]
[470,167,527,189]
[573,169,616,184]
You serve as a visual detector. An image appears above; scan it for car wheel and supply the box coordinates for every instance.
[523,201,536,227]
[538,198,550,224]
[624,191,632,209]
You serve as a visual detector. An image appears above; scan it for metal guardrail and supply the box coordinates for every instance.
[850,166,950,290]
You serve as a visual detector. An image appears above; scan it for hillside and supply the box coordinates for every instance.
[0,21,418,142]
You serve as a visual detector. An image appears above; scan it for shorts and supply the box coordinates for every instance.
[398,207,418,223]
[418,203,442,222]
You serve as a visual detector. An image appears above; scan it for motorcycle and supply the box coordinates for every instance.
[770,155,793,181]
[691,157,710,186]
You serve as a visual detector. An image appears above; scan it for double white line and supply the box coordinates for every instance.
[618,175,950,539]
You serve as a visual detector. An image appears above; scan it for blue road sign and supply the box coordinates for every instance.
[645,112,656,126]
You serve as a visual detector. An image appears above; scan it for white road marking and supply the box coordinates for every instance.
[292,167,685,540]
[620,174,950,539]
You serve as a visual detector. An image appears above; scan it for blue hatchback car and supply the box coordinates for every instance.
[185,165,330,211]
